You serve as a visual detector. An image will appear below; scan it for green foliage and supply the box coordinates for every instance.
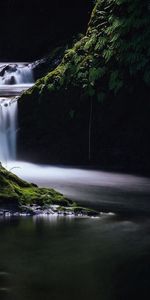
[89,67,106,83]
[84,35,97,51]
[109,71,123,93]
[23,0,150,103]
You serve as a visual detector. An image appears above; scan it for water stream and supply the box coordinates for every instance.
[0,62,34,162]
[0,98,17,161]
[0,63,34,85]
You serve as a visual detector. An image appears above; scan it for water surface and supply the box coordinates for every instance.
[1,162,150,300]
[6,161,150,215]
[0,215,150,300]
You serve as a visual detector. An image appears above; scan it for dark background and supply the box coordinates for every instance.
[0,0,93,61]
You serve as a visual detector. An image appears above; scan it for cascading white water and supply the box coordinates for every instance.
[0,98,18,162]
[0,62,34,163]
[0,63,34,85]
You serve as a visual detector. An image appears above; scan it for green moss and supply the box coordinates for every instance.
[18,0,150,169]
[20,0,150,103]
[0,164,99,216]
[0,164,71,207]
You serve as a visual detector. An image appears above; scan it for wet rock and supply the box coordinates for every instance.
[5,76,16,85]
[0,65,17,77]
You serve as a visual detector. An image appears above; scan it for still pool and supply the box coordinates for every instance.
[1,215,150,300]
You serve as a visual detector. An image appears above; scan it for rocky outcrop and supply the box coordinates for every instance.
[18,0,150,173]
[31,45,71,81]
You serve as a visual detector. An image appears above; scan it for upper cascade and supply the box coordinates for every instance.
[0,63,34,85]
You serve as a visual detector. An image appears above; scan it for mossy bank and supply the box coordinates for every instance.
[0,164,98,217]
[18,0,150,173]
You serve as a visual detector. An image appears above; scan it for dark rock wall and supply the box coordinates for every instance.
[18,82,150,173]
[17,0,150,173]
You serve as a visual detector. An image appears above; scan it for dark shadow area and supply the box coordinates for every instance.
[0,0,93,61]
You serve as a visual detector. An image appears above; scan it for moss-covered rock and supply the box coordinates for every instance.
[0,164,98,216]
[18,0,150,172]
[0,163,69,206]
[22,0,150,98]
[32,46,68,81]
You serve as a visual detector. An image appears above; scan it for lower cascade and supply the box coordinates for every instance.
[0,62,34,163]
[0,98,18,162]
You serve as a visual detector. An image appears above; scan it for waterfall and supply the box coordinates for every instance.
[0,63,34,85]
[0,62,34,163]
[0,98,18,162]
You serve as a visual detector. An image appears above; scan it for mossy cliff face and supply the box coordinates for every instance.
[18,0,150,171]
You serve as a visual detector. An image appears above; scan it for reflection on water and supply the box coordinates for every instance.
[0,216,150,300]
[1,162,150,299]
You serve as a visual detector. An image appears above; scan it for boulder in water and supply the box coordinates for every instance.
[4,76,16,85]
[0,65,8,77]
[0,64,17,77]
